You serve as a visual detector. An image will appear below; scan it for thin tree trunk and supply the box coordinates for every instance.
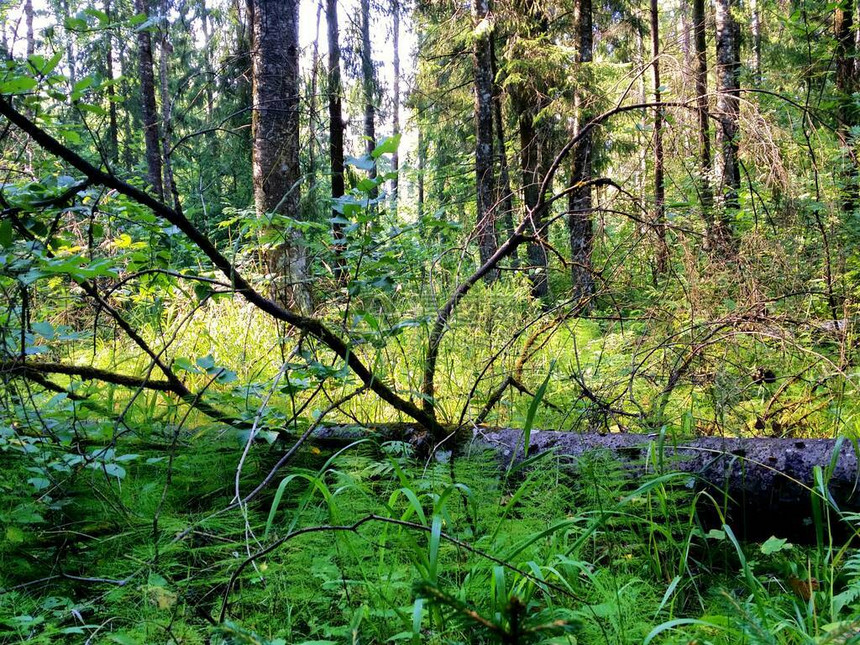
[751,0,762,85]
[491,39,517,266]
[309,4,321,209]
[636,15,647,203]
[248,0,308,310]
[104,0,119,166]
[360,0,377,197]
[569,0,594,303]
[326,0,347,281]
[836,0,858,216]
[24,0,33,57]
[159,0,179,212]
[391,0,400,215]
[417,125,425,220]
[715,0,740,218]
[692,0,713,225]
[60,0,76,90]
[473,0,498,280]
[650,0,667,274]
[135,0,164,199]
[518,104,549,299]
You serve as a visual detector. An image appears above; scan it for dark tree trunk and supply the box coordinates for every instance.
[360,0,377,196]
[650,0,667,274]
[490,41,517,266]
[692,0,713,225]
[568,0,594,303]
[308,5,321,209]
[159,0,179,212]
[315,425,860,540]
[391,0,400,215]
[715,0,741,218]
[473,0,498,281]
[836,0,859,216]
[517,100,549,299]
[134,0,164,199]
[104,0,119,166]
[327,0,347,281]
[512,0,550,300]
[248,0,308,310]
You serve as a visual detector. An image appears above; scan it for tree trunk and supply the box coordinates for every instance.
[650,0,668,274]
[360,0,377,197]
[134,0,164,199]
[314,425,860,540]
[715,0,740,219]
[248,0,308,310]
[836,0,859,217]
[308,5,321,211]
[692,0,713,227]
[60,0,76,89]
[104,0,119,167]
[750,0,762,85]
[159,0,179,212]
[473,0,499,281]
[391,0,400,215]
[24,0,34,58]
[417,125,425,220]
[490,40,517,266]
[568,0,594,303]
[518,101,549,299]
[326,0,347,281]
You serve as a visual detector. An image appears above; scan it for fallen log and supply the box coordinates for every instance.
[312,425,860,540]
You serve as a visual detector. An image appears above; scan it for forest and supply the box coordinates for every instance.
[1,0,860,641]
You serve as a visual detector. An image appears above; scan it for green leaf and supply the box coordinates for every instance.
[345,155,375,171]
[103,463,126,479]
[173,357,201,374]
[760,535,792,555]
[0,219,12,248]
[371,133,401,159]
[0,75,38,94]
[196,354,216,370]
[31,321,55,339]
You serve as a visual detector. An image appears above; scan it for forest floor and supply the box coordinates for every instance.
[2,433,860,644]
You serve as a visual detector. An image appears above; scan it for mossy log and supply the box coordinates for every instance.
[313,425,860,539]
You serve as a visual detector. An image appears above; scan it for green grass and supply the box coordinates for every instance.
[2,429,860,644]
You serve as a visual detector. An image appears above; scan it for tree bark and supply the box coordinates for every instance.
[650,0,667,274]
[692,0,713,226]
[134,0,164,200]
[24,0,34,58]
[391,0,400,215]
[490,40,517,266]
[473,0,499,281]
[568,0,594,303]
[714,0,740,219]
[104,0,119,166]
[512,0,550,300]
[518,101,550,299]
[159,0,179,212]
[836,0,859,217]
[326,0,347,281]
[60,0,76,89]
[315,425,860,539]
[750,0,762,85]
[360,0,377,197]
[248,0,309,310]
[417,125,425,220]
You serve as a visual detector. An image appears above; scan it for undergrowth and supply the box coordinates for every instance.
[1,426,859,644]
